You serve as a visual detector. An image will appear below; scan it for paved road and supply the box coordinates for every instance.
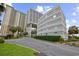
[5,37,79,56]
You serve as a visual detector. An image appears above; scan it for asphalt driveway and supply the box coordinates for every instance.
[5,37,79,56]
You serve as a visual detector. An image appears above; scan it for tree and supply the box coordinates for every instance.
[0,20,1,25]
[68,26,79,35]
[0,3,5,16]
[9,27,17,35]
[23,32,28,36]
[31,30,37,37]
[17,27,23,32]
[9,26,24,37]
[31,30,37,34]
[68,26,79,39]
[0,3,5,27]
[16,26,23,36]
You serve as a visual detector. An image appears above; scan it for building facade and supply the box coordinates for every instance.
[25,9,42,36]
[1,5,67,39]
[37,6,67,39]
[1,5,26,35]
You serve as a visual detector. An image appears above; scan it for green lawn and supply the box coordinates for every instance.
[0,43,38,56]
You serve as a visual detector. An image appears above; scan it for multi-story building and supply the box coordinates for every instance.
[1,5,67,39]
[1,5,26,35]
[25,9,42,36]
[37,6,67,39]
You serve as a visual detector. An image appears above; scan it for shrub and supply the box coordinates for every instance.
[0,37,5,43]
[67,39,76,42]
[23,32,28,36]
[33,36,63,42]
[68,36,72,39]
[71,43,76,46]
[59,37,64,43]
[4,34,13,39]
[73,36,79,39]
[67,36,79,42]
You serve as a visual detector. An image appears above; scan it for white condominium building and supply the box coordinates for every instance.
[37,6,67,39]
[1,4,67,39]
[25,9,42,36]
[1,5,26,35]
[26,9,42,24]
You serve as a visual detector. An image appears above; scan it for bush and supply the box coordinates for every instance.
[73,36,79,39]
[67,39,77,42]
[4,34,13,39]
[67,36,79,42]
[68,36,72,39]
[71,43,76,46]
[59,37,64,43]
[23,32,28,36]
[33,36,63,42]
[0,37,5,43]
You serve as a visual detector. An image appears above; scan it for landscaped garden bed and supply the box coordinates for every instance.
[33,36,64,42]
[59,36,79,47]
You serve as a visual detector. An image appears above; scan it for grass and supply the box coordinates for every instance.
[0,43,38,56]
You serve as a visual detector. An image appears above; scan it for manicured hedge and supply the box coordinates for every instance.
[33,36,63,42]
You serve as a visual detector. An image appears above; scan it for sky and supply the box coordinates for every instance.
[1,3,79,29]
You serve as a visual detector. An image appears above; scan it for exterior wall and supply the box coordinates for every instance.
[14,11,20,27]
[1,5,26,35]
[24,14,27,32]
[1,5,67,39]
[37,6,67,39]
[18,13,26,30]
[26,9,42,24]
[25,9,42,36]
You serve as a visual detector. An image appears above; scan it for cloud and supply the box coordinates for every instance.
[72,6,79,16]
[69,19,77,27]
[66,19,77,29]
[66,19,69,24]
[44,6,52,11]
[7,3,12,6]
[35,5,53,13]
[66,23,69,27]
[66,19,71,29]
[35,6,44,13]
[75,6,79,12]
[72,19,77,23]
[72,12,76,16]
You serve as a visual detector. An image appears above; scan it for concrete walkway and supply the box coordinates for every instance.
[5,37,79,56]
